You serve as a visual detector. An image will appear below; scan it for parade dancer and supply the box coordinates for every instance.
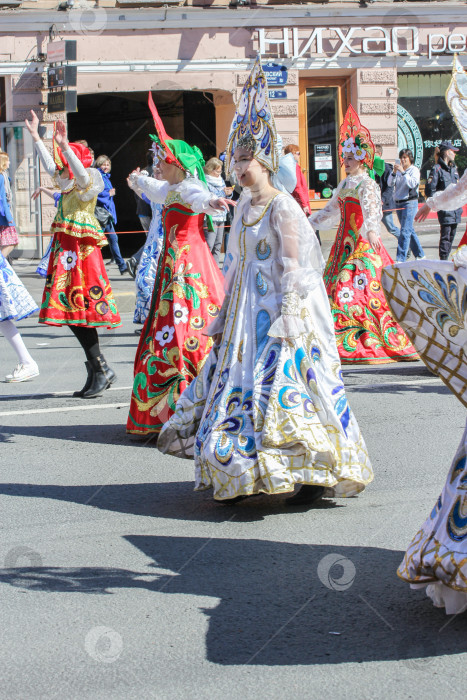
[25,111,121,398]
[126,94,227,436]
[308,106,417,364]
[0,151,19,259]
[0,251,39,382]
[158,58,373,505]
[383,56,467,614]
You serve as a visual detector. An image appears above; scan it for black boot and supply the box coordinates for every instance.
[82,355,110,399]
[73,361,93,397]
[285,485,325,506]
[100,355,117,388]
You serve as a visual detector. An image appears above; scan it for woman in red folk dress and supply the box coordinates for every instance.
[126,95,230,437]
[309,106,417,364]
[25,111,121,398]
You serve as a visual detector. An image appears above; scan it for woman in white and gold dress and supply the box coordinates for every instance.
[381,55,467,614]
[158,58,373,505]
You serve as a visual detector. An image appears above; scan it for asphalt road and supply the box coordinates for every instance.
[1,222,466,699]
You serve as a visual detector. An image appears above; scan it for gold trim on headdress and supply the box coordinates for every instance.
[446,55,467,148]
[225,56,279,175]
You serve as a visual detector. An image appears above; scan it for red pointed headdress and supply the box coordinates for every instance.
[339,105,375,170]
[147,92,184,170]
[53,124,93,177]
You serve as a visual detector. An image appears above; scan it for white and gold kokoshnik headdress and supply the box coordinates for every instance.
[446,54,467,147]
[225,56,279,175]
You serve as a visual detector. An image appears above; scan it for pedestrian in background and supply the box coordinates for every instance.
[203,157,230,263]
[283,144,310,215]
[374,145,398,240]
[425,140,463,260]
[388,148,425,262]
[95,155,128,275]
[0,151,19,259]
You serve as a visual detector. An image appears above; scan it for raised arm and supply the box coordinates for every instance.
[63,147,90,189]
[308,184,342,230]
[268,195,325,339]
[129,171,170,204]
[358,176,382,250]
[428,169,467,212]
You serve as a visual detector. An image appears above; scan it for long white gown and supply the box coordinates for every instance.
[382,172,467,614]
[158,191,373,501]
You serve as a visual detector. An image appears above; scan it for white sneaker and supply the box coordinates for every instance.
[416,255,426,260]
[5,362,40,383]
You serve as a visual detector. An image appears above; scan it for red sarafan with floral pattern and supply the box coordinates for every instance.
[39,185,121,328]
[323,181,418,364]
[127,201,224,435]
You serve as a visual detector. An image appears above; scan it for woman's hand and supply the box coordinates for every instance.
[368,231,381,252]
[213,333,223,347]
[31,187,42,201]
[210,197,236,212]
[127,168,141,190]
[109,188,116,197]
[415,202,431,222]
[53,120,69,151]
[24,110,41,142]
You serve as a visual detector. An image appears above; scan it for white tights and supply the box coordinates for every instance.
[1,319,35,366]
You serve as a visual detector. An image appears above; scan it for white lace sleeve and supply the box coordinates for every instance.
[178,178,224,215]
[134,175,170,204]
[453,244,467,268]
[268,195,326,338]
[35,140,56,177]
[204,193,250,337]
[359,176,382,238]
[427,169,467,212]
[76,168,104,202]
[308,184,343,230]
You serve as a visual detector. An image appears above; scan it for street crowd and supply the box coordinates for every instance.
[2,55,467,615]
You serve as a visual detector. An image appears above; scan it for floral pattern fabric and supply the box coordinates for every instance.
[39,185,121,328]
[134,201,164,324]
[127,201,224,435]
[158,193,373,501]
[311,174,417,364]
[0,252,38,322]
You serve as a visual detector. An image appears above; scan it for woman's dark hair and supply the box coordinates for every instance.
[399,149,414,164]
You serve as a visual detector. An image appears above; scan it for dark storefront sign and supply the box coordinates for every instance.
[47,90,78,114]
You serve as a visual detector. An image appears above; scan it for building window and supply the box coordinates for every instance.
[398,72,466,183]
[299,77,348,207]
[0,78,5,122]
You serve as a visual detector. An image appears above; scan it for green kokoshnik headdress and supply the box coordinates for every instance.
[147,92,213,230]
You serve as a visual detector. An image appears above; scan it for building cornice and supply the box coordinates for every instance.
[0,3,466,32]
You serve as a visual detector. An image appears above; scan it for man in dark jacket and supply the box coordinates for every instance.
[425,141,463,260]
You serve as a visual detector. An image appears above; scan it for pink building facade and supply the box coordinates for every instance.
[0,1,465,254]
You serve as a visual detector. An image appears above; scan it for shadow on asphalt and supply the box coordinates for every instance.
[0,537,464,665]
[0,480,344,522]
